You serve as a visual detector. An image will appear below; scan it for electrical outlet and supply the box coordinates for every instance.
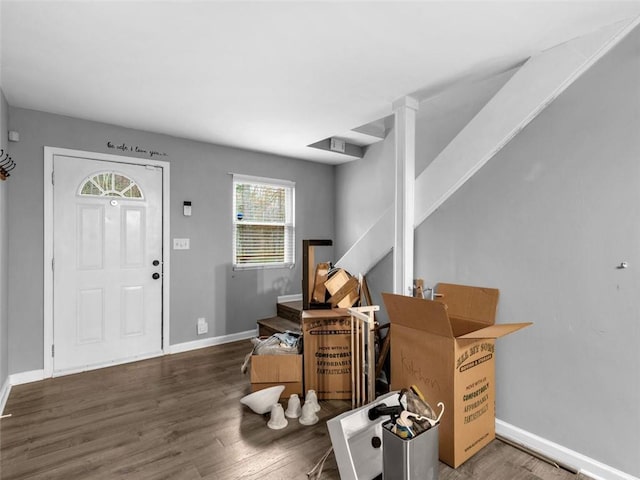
[197,317,208,335]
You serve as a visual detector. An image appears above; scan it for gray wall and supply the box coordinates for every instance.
[334,67,512,324]
[334,20,640,479]
[334,69,513,261]
[334,130,395,260]
[0,89,8,390]
[415,25,640,476]
[7,108,334,374]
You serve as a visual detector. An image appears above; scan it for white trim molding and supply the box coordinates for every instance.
[496,419,639,480]
[2,330,254,413]
[168,330,255,355]
[277,293,302,303]
[0,377,11,415]
[10,369,46,386]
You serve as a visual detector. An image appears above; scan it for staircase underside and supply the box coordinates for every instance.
[335,17,639,278]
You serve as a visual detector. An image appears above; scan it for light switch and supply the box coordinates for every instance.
[173,238,190,250]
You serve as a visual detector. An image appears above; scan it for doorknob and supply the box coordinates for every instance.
[152,260,160,266]
[152,272,160,280]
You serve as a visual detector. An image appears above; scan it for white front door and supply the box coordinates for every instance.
[53,155,163,374]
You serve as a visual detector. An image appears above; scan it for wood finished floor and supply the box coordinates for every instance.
[0,340,591,480]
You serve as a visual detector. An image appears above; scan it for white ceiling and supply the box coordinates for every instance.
[2,1,640,164]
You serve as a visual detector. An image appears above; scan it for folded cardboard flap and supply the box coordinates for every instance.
[435,283,499,325]
[382,290,530,340]
[458,322,532,339]
[382,294,453,338]
[449,316,488,337]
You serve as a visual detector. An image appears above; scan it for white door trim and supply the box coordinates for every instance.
[43,147,171,378]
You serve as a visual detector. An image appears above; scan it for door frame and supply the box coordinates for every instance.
[43,146,171,378]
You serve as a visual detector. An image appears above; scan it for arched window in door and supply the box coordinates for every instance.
[78,171,144,199]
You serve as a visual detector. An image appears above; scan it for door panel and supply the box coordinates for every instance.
[122,207,145,267]
[78,288,105,344]
[122,286,145,336]
[53,155,163,373]
[78,205,105,269]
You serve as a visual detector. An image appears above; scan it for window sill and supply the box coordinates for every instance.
[233,263,295,271]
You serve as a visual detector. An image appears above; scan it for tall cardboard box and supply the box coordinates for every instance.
[382,284,531,468]
[302,309,352,399]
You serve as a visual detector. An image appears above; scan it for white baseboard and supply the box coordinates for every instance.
[0,377,11,415]
[10,369,45,385]
[168,329,255,355]
[496,419,638,480]
[277,293,302,303]
[4,332,255,392]
[3,370,45,415]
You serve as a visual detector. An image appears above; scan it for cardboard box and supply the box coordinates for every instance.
[250,354,303,399]
[382,284,531,468]
[324,268,360,308]
[302,309,352,399]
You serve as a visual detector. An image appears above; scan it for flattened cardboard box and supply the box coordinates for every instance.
[302,309,352,400]
[250,354,303,399]
[383,284,531,468]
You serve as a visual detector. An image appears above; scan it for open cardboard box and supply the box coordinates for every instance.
[382,283,532,468]
[250,354,303,399]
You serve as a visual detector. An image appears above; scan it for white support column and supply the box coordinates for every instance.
[392,96,419,295]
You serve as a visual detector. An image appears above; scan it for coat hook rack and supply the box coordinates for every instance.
[0,148,16,181]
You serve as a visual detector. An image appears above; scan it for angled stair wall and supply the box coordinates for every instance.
[336,17,640,277]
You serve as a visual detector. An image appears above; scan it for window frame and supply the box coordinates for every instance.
[77,170,144,199]
[232,173,295,270]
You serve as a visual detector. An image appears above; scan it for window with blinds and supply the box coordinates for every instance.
[233,174,295,269]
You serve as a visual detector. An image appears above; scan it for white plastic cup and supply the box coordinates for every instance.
[306,389,321,413]
[285,394,302,418]
[267,403,288,430]
[299,401,319,426]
